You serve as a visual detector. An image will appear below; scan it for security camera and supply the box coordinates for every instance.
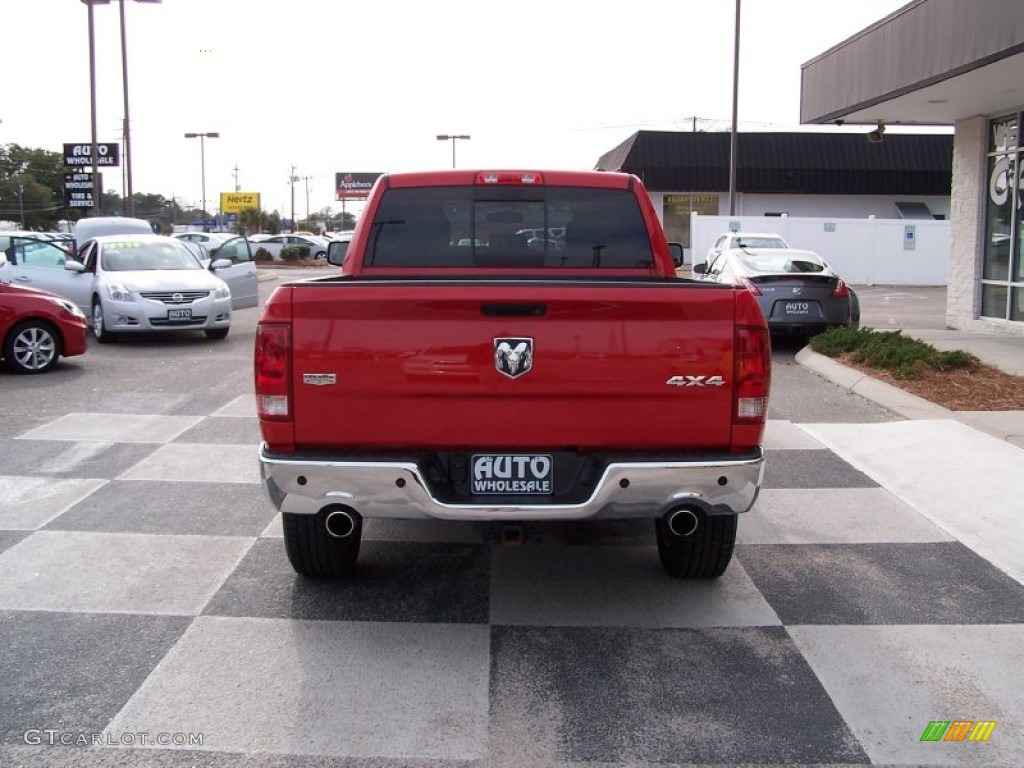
[866,123,885,143]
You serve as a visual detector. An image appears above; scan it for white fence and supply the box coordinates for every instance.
[689,214,950,286]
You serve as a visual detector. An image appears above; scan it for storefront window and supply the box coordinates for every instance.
[981,114,1023,320]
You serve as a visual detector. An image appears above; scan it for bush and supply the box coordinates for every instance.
[254,247,272,262]
[280,245,310,262]
[810,326,979,380]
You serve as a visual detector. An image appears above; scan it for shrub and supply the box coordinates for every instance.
[254,247,272,262]
[810,326,979,380]
[280,246,304,262]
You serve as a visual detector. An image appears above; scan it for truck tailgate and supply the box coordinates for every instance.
[288,279,737,451]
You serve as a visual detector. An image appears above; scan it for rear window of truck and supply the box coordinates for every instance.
[366,186,654,269]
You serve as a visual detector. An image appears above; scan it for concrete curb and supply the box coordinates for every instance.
[794,346,954,421]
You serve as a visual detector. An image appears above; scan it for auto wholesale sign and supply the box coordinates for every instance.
[63,172,100,209]
[63,143,120,167]
[220,192,261,213]
[335,172,382,200]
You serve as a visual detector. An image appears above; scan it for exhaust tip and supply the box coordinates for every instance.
[324,508,357,539]
[665,508,699,538]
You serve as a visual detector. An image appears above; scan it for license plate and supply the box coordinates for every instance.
[167,308,192,322]
[471,454,553,495]
[784,302,810,315]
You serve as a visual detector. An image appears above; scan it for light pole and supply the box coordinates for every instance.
[82,0,161,217]
[436,134,470,168]
[82,0,103,217]
[184,132,219,228]
[728,0,741,216]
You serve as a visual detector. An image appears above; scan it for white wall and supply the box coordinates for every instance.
[689,214,949,286]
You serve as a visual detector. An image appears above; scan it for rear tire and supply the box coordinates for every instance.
[4,320,61,374]
[282,509,362,577]
[656,510,737,578]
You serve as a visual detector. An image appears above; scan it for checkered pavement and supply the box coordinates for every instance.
[0,398,1021,767]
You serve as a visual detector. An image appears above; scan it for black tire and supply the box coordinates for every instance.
[4,319,61,374]
[91,299,116,343]
[656,510,737,579]
[849,289,861,328]
[205,327,229,340]
[282,508,362,577]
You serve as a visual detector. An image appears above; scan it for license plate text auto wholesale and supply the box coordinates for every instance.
[784,302,810,315]
[168,308,192,322]
[471,454,553,494]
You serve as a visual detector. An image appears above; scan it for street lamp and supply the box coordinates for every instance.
[436,134,470,168]
[184,132,219,227]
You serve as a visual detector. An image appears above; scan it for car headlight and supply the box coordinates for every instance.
[214,282,231,299]
[45,297,86,318]
[105,282,134,302]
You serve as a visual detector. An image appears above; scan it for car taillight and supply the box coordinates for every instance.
[831,278,850,298]
[476,172,544,185]
[737,276,762,296]
[255,323,291,420]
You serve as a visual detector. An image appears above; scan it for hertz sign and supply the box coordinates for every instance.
[220,192,261,213]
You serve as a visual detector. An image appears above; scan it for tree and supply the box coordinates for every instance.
[0,144,65,230]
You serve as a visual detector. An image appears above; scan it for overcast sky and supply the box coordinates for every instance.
[2,0,917,220]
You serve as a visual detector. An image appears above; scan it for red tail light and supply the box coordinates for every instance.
[255,323,292,420]
[732,290,771,450]
[831,278,850,298]
[737,276,762,296]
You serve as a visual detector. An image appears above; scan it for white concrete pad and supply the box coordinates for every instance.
[739,488,955,544]
[105,617,490,760]
[801,420,1024,583]
[763,419,826,450]
[17,413,203,444]
[120,444,260,484]
[490,545,780,628]
[790,625,1024,766]
[211,395,257,418]
[0,476,106,529]
[0,531,252,615]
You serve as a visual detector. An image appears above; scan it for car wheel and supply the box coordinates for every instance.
[315,251,326,260]
[205,328,229,340]
[4,320,61,374]
[282,508,362,577]
[655,509,737,578]
[849,289,861,328]
[91,299,116,343]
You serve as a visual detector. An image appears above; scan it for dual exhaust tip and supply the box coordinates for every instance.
[324,505,699,540]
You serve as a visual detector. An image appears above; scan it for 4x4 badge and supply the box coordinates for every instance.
[495,338,533,378]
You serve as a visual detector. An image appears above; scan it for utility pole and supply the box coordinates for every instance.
[302,175,312,222]
[232,163,240,192]
[289,165,298,232]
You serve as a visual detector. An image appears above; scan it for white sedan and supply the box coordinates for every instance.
[0,234,246,342]
[704,231,790,266]
[252,234,329,260]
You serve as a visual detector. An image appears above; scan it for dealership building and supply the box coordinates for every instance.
[801,0,1024,335]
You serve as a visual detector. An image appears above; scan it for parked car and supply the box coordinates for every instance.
[704,231,790,265]
[0,252,88,374]
[695,245,859,336]
[174,231,235,252]
[1,233,245,343]
[254,234,329,260]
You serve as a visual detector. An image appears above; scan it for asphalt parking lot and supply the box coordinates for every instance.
[0,274,1021,767]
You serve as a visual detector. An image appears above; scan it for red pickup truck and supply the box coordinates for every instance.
[256,170,770,580]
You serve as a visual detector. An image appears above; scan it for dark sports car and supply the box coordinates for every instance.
[695,245,859,336]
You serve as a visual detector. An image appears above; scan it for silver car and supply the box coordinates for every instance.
[1,234,240,342]
[695,245,859,336]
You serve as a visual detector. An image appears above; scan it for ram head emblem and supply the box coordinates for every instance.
[494,338,533,379]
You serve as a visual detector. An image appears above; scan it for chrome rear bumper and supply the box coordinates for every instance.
[259,447,765,522]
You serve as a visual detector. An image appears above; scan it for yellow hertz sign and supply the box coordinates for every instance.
[220,192,261,213]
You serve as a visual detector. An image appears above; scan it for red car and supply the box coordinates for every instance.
[0,271,89,374]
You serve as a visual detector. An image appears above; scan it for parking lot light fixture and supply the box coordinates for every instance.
[436,134,470,169]
[184,132,219,225]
